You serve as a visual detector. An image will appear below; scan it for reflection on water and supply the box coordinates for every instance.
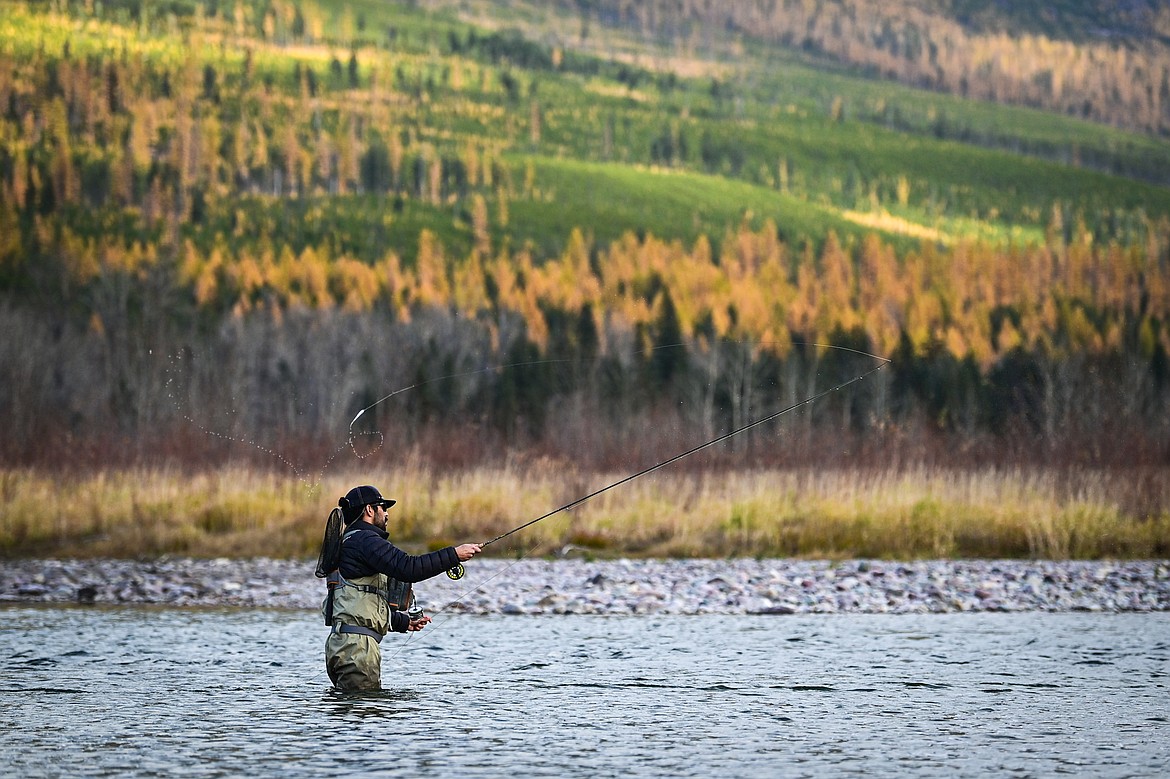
[322,687,421,721]
[0,605,1167,778]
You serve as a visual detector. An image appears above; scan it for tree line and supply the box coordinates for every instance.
[2,217,1167,469]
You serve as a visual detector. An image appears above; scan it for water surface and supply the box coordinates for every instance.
[1,607,1166,777]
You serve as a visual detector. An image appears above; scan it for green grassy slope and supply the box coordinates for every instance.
[3,0,1169,267]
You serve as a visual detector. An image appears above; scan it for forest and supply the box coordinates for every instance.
[0,0,1167,558]
[544,0,1170,136]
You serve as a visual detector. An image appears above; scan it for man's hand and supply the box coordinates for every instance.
[455,543,482,561]
[407,614,432,632]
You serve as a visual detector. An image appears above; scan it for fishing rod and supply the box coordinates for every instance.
[441,346,892,579]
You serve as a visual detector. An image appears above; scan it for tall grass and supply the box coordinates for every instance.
[1,464,1165,561]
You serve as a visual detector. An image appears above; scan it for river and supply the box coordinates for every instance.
[1,606,1167,777]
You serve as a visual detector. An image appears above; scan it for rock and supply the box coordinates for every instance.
[836,577,859,591]
[0,557,1166,615]
[752,604,797,615]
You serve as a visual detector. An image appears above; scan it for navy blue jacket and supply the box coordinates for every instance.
[339,523,460,633]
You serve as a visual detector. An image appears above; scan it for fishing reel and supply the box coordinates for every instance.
[447,563,465,580]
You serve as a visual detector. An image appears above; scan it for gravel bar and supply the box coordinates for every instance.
[1,558,1168,615]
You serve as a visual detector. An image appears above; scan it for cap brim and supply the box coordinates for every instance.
[379,499,397,509]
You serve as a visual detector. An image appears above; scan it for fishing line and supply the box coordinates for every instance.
[171,340,888,576]
[386,527,562,664]
[161,350,371,497]
[478,347,892,550]
[166,340,865,494]
[387,344,891,661]
[160,351,584,497]
[369,340,889,585]
[349,340,887,545]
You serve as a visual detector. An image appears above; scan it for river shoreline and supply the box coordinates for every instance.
[1,557,1168,614]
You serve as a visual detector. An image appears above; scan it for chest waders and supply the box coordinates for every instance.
[315,510,415,689]
[322,529,414,640]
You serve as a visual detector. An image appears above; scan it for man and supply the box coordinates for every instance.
[322,484,481,691]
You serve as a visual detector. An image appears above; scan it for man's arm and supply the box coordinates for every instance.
[389,610,410,633]
[357,532,460,582]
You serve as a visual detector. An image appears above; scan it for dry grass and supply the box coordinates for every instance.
[0,464,1166,560]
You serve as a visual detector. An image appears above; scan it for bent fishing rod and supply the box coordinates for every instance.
[442,347,891,579]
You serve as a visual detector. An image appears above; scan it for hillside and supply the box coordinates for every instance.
[0,0,1167,476]
[501,0,1170,136]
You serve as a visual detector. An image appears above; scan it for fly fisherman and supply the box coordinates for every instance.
[316,484,482,691]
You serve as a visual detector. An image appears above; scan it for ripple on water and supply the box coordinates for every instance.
[0,608,1167,778]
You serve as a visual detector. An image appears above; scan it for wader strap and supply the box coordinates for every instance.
[323,570,394,626]
[349,582,391,598]
[332,623,384,644]
[329,569,392,600]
